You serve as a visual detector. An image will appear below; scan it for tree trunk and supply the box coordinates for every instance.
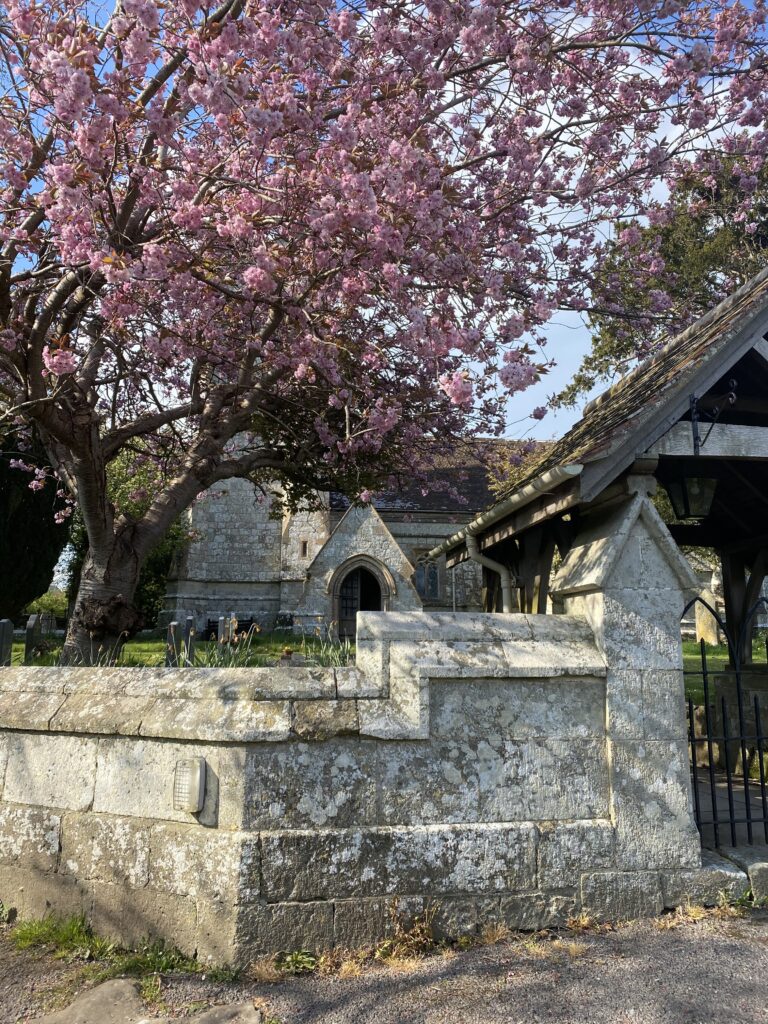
[62,540,145,665]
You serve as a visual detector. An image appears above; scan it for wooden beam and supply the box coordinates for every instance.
[648,422,768,459]
[478,483,580,551]
[445,547,468,570]
[752,336,768,371]
[727,462,768,511]
[667,523,721,547]
[666,523,766,555]
[718,549,768,665]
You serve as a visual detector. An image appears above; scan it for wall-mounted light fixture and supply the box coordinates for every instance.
[173,757,207,813]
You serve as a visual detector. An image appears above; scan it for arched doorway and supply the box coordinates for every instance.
[338,567,381,639]
[328,556,395,640]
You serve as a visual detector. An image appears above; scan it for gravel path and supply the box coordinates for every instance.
[3,911,768,1024]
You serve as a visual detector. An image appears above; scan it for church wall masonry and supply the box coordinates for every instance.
[164,477,485,632]
[0,494,749,959]
[165,480,285,628]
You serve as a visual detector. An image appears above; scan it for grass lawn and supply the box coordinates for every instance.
[682,637,768,704]
[11,630,353,668]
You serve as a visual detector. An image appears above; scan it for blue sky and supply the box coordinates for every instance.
[505,310,599,442]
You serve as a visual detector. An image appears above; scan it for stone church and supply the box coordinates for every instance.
[164,454,497,637]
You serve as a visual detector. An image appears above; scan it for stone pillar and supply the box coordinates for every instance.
[551,483,702,901]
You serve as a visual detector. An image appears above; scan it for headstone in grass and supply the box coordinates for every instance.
[0,619,11,666]
[695,589,720,646]
[24,613,41,664]
[183,616,196,665]
[165,620,180,667]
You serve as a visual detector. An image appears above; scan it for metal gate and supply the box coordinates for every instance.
[684,596,768,847]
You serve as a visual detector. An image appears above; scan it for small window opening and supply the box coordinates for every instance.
[301,540,309,558]
[415,560,440,600]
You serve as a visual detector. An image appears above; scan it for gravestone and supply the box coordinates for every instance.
[695,589,720,646]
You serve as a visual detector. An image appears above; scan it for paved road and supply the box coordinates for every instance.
[4,912,768,1024]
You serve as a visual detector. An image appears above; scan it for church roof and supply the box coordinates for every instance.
[330,439,523,515]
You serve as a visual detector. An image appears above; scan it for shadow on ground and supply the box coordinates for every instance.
[3,912,768,1024]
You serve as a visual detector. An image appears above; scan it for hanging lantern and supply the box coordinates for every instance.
[664,476,718,520]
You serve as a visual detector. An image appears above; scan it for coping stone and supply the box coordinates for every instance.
[719,845,768,901]
[661,849,749,908]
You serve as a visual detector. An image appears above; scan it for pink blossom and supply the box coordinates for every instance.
[0,0,766,625]
[243,266,276,295]
[42,347,77,376]
[439,372,473,407]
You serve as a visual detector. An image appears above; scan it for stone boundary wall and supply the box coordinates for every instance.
[0,593,745,964]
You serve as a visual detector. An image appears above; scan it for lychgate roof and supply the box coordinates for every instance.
[432,264,768,565]
[495,266,768,506]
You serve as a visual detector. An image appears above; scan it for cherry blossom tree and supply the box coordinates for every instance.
[2,0,768,659]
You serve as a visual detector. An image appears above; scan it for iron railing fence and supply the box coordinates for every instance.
[683,596,768,847]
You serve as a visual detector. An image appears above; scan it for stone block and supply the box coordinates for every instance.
[139,697,291,742]
[478,738,609,823]
[332,899,389,948]
[599,590,684,670]
[0,804,60,870]
[580,871,663,921]
[0,864,90,922]
[375,740,480,826]
[0,690,67,731]
[243,668,336,701]
[148,824,258,903]
[117,668,211,700]
[89,881,197,952]
[0,735,8,797]
[261,823,537,902]
[719,845,768,902]
[63,667,146,696]
[236,901,335,957]
[93,738,245,829]
[357,611,535,644]
[335,667,383,699]
[244,740,379,830]
[401,640,510,678]
[432,896,500,940]
[292,700,359,740]
[352,640,389,689]
[3,734,97,811]
[662,850,748,909]
[429,679,606,742]
[538,822,615,889]
[503,641,605,679]
[116,667,334,703]
[641,669,688,741]
[610,740,700,871]
[50,693,155,736]
[527,614,597,643]
[0,667,67,694]
[60,813,149,888]
[605,669,644,740]
[196,899,239,963]
[498,891,578,930]
[358,689,429,740]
